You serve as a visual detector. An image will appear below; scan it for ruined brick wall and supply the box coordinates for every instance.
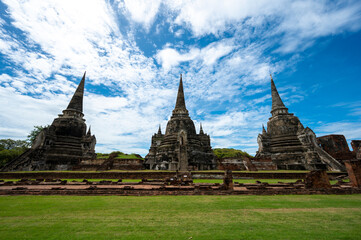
[317,135,355,161]
[217,157,247,170]
[304,170,331,189]
[345,160,361,187]
[250,157,277,170]
[217,156,277,171]
[0,171,346,180]
[351,140,361,159]
[112,159,144,170]
[75,158,144,171]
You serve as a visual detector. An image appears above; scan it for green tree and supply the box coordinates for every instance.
[213,148,253,159]
[0,139,29,167]
[0,139,29,149]
[27,125,49,145]
[0,125,49,168]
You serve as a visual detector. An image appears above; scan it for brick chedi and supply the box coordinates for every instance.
[1,72,96,171]
[255,75,345,171]
[144,75,216,171]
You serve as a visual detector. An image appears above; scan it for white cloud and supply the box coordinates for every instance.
[156,39,234,70]
[0,0,360,157]
[315,122,361,141]
[120,0,162,31]
[200,106,270,154]
[166,0,361,52]
[274,1,361,53]
[174,29,184,37]
[168,0,276,36]
[156,47,200,70]
[0,0,174,155]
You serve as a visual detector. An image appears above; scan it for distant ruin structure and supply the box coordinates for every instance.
[144,75,216,170]
[1,73,96,171]
[317,135,356,163]
[345,160,361,187]
[255,75,345,171]
[351,140,361,160]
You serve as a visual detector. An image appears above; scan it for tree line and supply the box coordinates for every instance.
[0,125,47,167]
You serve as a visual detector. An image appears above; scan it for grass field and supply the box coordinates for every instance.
[0,195,360,240]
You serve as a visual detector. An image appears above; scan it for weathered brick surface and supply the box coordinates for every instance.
[250,157,277,170]
[317,135,356,161]
[217,157,246,171]
[1,176,360,196]
[222,170,234,190]
[0,171,346,180]
[351,140,361,159]
[304,170,331,189]
[345,160,361,187]
[1,183,360,196]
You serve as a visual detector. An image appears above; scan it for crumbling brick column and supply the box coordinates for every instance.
[345,160,361,188]
[243,157,258,171]
[351,140,361,159]
[304,170,331,189]
[223,170,234,190]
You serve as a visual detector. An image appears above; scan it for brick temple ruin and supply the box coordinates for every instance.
[255,75,345,171]
[317,135,356,163]
[1,72,360,173]
[1,73,96,171]
[74,153,144,171]
[144,75,216,170]
[1,168,361,196]
[351,140,361,159]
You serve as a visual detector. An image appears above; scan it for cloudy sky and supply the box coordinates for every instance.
[1,0,361,156]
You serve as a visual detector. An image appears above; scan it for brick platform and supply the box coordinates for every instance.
[0,171,347,180]
[1,179,360,196]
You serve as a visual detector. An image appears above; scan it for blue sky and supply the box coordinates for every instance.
[0,0,361,156]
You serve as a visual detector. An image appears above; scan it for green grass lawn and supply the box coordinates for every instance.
[0,195,360,240]
[194,179,298,184]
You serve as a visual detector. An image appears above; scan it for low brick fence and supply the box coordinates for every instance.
[1,186,360,196]
[0,171,347,180]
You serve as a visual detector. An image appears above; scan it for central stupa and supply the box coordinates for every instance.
[144,75,216,170]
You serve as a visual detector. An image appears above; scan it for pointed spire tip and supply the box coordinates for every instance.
[157,124,162,134]
[270,75,288,114]
[173,74,187,112]
[66,73,85,113]
[199,122,204,134]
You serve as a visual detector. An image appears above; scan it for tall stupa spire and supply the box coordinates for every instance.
[157,124,162,135]
[175,74,186,110]
[262,124,267,134]
[199,123,204,134]
[270,74,288,116]
[172,74,189,115]
[66,72,86,113]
